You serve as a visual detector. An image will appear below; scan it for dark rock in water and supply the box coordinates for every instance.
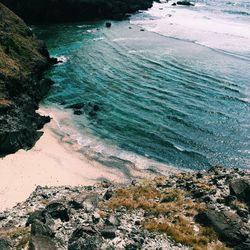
[49,57,62,65]
[229,178,250,205]
[29,235,57,250]
[100,226,117,239]
[172,3,177,6]
[45,202,70,222]
[177,1,194,6]
[0,237,10,250]
[140,28,145,31]
[106,22,112,28]
[74,110,83,115]
[65,103,85,110]
[195,209,250,249]
[93,104,101,112]
[88,111,96,117]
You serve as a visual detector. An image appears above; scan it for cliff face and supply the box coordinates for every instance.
[0,3,53,155]
[1,0,154,23]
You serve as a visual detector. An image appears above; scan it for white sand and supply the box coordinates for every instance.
[0,106,177,211]
[0,121,125,211]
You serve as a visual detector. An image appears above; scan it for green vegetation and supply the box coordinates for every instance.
[0,3,46,101]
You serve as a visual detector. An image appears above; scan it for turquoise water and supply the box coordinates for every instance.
[34,3,250,170]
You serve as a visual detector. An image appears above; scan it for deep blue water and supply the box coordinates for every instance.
[34,0,250,171]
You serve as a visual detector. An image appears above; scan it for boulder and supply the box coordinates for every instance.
[103,189,113,200]
[195,209,250,249]
[176,1,194,6]
[106,22,112,28]
[31,219,55,237]
[0,237,10,250]
[229,178,250,205]
[100,226,117,239]
[65,103,85,110]
[45,201,70,221]
[73,110,83,115]
[28,236,57,250]
[26,210,46,226]
[68,226,102,250]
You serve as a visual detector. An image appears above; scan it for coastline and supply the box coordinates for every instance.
[0,118,124,211]
[0,107,177,211]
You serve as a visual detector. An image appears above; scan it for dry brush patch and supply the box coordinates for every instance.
[0,226,31,249]
[106,179,230,250]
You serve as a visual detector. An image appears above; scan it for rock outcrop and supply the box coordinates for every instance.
[1,0,154,23]
[0,3,54,155]
[0,167,249,249]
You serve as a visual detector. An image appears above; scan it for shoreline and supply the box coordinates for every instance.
[0,118,125,211]
[0,107,178,211]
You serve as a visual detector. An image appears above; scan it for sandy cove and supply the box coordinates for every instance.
[0,109,127,211]
[0,107,171,211]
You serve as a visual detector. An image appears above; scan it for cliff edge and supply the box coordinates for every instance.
[1,0,154,23]
[0,3,53,155]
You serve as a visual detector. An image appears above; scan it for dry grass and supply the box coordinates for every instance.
[144,216,217,250]
[0,226,31,249]
[106,181,229,250]
[108,185,205,217]
[0,99,13,106]
[231,199,248,210]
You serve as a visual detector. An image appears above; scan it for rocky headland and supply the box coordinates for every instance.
[0,166,249,250]
[1,0,154,23]
[0,3,55,155]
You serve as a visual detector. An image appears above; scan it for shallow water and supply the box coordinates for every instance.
[34,0,250,171]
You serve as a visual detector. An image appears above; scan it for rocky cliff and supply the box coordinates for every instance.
[0,166,249,250]
[1,0,154,23]
[0,3,54,155]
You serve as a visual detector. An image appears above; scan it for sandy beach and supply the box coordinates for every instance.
[0,110,126,211]
[0,106,177,211]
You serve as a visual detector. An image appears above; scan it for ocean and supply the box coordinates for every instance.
[33,0,250,172]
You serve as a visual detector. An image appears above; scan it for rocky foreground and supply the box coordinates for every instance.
[0,3,56,155]
[1,0,154,23]
[0,166,249,250]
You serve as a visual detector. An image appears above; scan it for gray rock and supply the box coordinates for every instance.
[105,214,119,226]
[45,201,70,221]
[229,178,250,205]
[0,237,10,250]
[26,210,46,226]
[92,212,101,224]
[195,209,250,249]
[0,213,7,221]
[68,226,102,250]
[100,226,117,239]
[28,235,57,250]
[31,219,55,237]
[103,189,113,200]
